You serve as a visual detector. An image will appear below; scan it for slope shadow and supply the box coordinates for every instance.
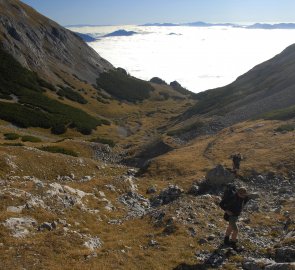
[173,244,232,270]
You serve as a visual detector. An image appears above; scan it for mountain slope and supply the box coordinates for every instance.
[0,0,113,85]
[183,44,295,126]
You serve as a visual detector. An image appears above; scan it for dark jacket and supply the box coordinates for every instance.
[219,193,249,216]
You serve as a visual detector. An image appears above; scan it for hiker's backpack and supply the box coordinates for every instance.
[219,183,236,210]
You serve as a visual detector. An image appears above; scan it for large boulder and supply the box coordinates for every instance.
[206,165,235,186]
[275,247,295,263]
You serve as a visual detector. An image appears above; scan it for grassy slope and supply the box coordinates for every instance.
[185,43,295,118]
[144,120,295,188]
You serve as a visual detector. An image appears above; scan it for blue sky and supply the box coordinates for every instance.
[22,0,295,26]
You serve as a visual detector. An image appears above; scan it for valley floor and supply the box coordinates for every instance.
[0,119,294,269]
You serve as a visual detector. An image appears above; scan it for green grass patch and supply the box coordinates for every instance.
[21,135,42,142]
[96,68,154,102]
[90,137,115,147]
[38,146,78,157]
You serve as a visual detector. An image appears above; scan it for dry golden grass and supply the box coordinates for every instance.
[144,120,295,189]
[0,110,294,269]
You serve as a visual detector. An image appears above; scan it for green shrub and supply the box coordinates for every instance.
[275,124,295,132]
[4,133,20,140]
[37,78,56,91]
[0,93,12,100]
[0,46,108,134]
[77,127,92,135]
[90,137,115,147]
[57,86,87,104]
[2,143,24,146]
[51,124,67,135]
[97,96,110,104]
[96,68,154,102]
[38,146,78,157]
[21,135,42,142]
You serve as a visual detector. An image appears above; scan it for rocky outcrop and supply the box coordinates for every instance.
[0,0,113,85]
[205,165,235,186]
[3,217,37,238]
[275,247,295,263]
[150,185,183,207]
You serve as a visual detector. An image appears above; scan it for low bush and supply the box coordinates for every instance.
[90,137,115,147]
[2,142,24,146]
[51,124,67,135]
[38,146,78,157]
[57,86,87,104]
[21,135,42,142]
[275,124,295,132]
[96,68,154,102]
[4,133,20,140]
[97,96,110,104]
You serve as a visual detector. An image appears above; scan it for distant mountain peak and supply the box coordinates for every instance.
[103,29,138,37]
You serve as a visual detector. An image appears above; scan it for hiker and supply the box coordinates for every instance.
[232,153,242,175]
[219,186,250,249]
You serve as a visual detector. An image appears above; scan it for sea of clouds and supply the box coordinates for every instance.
[69,25,295,93]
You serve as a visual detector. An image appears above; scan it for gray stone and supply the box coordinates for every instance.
[105,184,116,192]
[243,258,276,270]
[148,240,158,246]
[188,184,200,195]
[84,236,103,250]
[127,168,138,176]
[276,247,295,263]
[3,217,37,238]
[206,165,235,186]
[265,263,295,270]
[119,192,150,217]
[38,222,53,231]
[207,234,216,241]
[198,238,208,245]
[150,185,183,206]
[146,186,157,194]
[188,227,197,237]
[7,206,25,213]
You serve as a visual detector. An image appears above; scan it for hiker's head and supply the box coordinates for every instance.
[237,187,247,198]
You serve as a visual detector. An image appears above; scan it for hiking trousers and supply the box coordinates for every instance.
[228,216,239,231]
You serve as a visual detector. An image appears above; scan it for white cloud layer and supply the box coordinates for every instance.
[71,25,295,93]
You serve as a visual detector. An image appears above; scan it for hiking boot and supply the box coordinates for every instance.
[230,241,238,249]
[224,236,230,245]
